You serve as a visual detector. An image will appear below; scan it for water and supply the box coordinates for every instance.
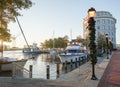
[2,50,62,80]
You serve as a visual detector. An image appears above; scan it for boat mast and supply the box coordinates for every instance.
[70,29,72,41]
[15,16,30,49]
[52,30,55,49]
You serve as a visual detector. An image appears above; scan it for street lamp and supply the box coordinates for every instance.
[88,7,97,80]
[105,34,109,59]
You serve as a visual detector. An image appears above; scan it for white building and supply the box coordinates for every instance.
[83,11,116,48]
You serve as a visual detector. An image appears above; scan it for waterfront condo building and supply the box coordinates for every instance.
[83,11,116,49]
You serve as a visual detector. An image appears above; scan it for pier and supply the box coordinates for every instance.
[0,50,120,87]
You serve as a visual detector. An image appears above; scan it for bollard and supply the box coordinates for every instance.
[70,59,73,70]
[29,65,33,78]
[82,57,84,64]
[75,58,77,68]
[79,57,81,66]
[56,63,60,78]
[46,65,50,79]
[65,61,67,73]
[84,56,86,62]
[87,55,89,62]
[85,56,87,62]
[0,65,1,72]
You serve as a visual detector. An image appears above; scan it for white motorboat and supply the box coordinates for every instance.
[23,43,41,54]
[59,41,88,63]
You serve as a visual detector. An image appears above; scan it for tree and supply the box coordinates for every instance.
[0,0,33,58]
[97,33,106,56]
[0,0,33,42]
[76,35,83,43]
[41,36,69,49]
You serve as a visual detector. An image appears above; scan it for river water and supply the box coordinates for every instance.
[2,50,63,80]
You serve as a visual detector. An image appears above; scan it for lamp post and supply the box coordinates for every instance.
[88,7,97,80]
[105,34,109,59]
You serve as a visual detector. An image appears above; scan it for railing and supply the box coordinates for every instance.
[12,62,32,78]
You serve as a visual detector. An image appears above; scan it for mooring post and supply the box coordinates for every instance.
[79,57,81,66]
[46,65,50,79]
[82,57,84,64]
[56,63,60,78]
[65,61,67,73]
[29,65,32,78]
[70,59,73,70]
[75,58,77,68]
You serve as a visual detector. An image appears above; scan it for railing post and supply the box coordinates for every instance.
[46,65,50,79]
[29,65,32,78]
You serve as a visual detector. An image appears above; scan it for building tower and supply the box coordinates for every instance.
[83,11,116,49]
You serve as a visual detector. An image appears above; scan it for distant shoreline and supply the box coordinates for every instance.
[3,48,23,51]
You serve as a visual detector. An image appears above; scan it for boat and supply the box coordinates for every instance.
[59,41,88,63]
[23,43,41,54]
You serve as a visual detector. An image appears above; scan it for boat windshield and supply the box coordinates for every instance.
[67,50,82,53]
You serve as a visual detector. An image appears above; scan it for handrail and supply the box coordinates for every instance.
[12,62,31,78]
[12,62,30,72]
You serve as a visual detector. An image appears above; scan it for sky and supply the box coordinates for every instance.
[8,0,120,48]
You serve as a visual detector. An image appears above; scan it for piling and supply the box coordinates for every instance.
[46,65,50,79]
[79,57,81,66]
[75,58,77,68]
[29,65,32,78]
[82,57,84,64]
[70,59,73,70]
[56,63,60,77]
[65,61,67,73]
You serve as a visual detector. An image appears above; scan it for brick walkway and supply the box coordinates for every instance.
[97,50,120,87]
[0,77,72,87]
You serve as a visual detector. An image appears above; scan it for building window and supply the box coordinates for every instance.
[97,26,100,29]
[97,20,100,24]
[108,26,110,30]
[103,25,105,29]
[111,20,113,24]
[102,19,105,24]
[112,32,113,35]
[108,20,110,24]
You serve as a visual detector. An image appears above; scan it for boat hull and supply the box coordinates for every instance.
[59,53,88,63]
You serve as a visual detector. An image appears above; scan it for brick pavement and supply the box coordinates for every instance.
[97,50,120,87]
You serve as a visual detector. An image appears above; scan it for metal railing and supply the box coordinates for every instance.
[12,62,32,78]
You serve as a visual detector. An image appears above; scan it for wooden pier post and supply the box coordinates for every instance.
[75,58,77,68]
[29,65,32,78]
[65,61,67,73]
[56,63,60,78]
[70,59,73,70]
[79,57,81,66]
[46,65,50,79]
[81,57,84,64]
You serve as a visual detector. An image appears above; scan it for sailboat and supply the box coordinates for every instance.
[0,41,17,62]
